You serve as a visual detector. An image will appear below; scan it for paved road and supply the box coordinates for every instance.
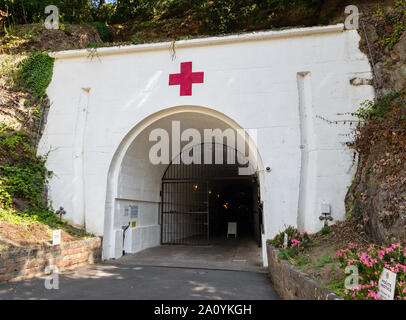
[0,264,278,300]
[0,238,279,300]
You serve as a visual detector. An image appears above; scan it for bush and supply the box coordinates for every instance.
[0,162,47,208]
[334,243,406,300]
[0,0,94,25]
[321,225,330,235]
[0,178,12,209]
[91,22,114,42]
[19,52,54,98]
[0,125,62,228]
[268,226,311,258]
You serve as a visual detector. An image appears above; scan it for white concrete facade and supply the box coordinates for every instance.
[38,24,374,265]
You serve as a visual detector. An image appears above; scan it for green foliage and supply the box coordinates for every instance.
[0,124,66,230]
[91,22,114,42]
[59,23,73,36]
[18,52,54,98]
[376,1,406,50]
[277,247,296,261]
[321,225,330,235]
[193,0,324,34]
[293,254,312,269]
[0,0,96,25]
[0,125,34,162]
[395,0,406,8]
[0,125,48,209]
[0,163,47,208]
[333,243,405,300]
[0,178,12,209]
[355,91,404,120]
[1,0,326,33]
[382,21,405,49]
[268,225,311,258]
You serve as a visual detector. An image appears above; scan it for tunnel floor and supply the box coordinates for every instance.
[117,235,264,272]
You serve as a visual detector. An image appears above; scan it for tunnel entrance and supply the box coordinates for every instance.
[160,143,261,246]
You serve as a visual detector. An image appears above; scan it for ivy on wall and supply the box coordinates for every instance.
[18,52,54,99]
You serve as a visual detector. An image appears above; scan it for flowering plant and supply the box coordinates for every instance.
[268,226,310,257]
[334,243,406,300]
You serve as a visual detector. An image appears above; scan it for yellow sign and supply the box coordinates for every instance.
[132,221,137,228]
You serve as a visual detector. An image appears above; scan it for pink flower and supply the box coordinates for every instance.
[367,290,381,300]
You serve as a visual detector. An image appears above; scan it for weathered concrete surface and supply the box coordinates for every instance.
[117,236,264,272]
[266,245,342,300]
[0,264,278,300]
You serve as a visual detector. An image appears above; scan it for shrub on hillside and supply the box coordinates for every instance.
[91,22,114,42]
[19,52,54,98]
[334,243,406,300]
[268,226,310,258]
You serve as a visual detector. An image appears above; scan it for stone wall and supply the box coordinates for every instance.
[0,237,102,283]
[267,244,342,300]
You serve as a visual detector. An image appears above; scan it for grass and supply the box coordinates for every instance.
[293,253,334,270]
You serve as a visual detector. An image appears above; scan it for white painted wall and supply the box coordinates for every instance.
[38,25,374,265]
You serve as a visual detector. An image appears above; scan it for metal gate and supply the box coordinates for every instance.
[161,181,209,244]
[160,143,256,245]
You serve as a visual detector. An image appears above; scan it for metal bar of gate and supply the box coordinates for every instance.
[161,180,209,245]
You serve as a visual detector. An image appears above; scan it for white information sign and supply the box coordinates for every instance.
[378,268,397,300]
[227,222,237,238]
[52,229,61,246]
[130,205,139,219]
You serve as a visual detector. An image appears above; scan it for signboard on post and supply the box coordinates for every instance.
[378,268,397,300]
[52,229,61,246]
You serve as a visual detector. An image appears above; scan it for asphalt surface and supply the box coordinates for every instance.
[0,237,278,300]
[0,264,279,300]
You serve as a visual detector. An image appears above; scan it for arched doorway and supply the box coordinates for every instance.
[161,143,262,246]
[103,106,265,264]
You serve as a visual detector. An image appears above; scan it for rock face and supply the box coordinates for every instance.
[374,35,406,97]
[344,1,406,246]
[347,150,406,245]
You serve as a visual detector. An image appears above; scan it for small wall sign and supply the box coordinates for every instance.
[130,205,139,219]
[378,268,397,300]
[52,229,61,246]
[131,221,137,228]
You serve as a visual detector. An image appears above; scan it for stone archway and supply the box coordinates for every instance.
[102,106,265,262]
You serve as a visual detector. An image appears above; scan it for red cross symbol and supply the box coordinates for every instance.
[169,62,204,96]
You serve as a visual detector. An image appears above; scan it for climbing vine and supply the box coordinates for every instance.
[18,52,54,98]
